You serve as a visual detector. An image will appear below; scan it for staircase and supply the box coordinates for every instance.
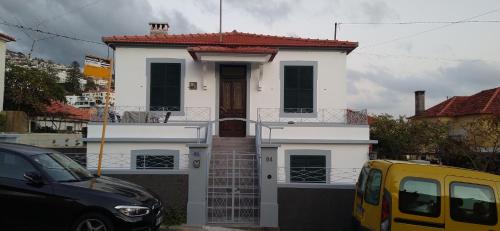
[207,137,260,224]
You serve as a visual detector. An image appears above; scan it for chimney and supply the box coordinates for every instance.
[149,22,169,35]
[415,90,425,116]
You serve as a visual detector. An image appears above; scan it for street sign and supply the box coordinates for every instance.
[83,55,111,79]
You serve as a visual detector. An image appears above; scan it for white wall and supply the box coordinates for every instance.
[87,123,206,139]
[0,41,6,111]
[277,143,369,183]
[86,142,190,170]
[258,125,369,140]
[114,47,347,124]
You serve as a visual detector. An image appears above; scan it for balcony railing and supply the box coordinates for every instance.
[90,106,211,123]
[278,167,361,184]
[257,108,368,125]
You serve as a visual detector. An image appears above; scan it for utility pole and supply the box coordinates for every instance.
[219,0,223,43]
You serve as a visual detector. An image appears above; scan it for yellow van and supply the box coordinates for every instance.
[352,160,500,231]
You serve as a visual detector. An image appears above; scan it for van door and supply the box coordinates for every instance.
[353,167,369,222]
[392,176,445,231]
[445,176,499,231]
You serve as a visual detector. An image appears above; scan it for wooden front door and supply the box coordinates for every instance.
[219,65,247,137]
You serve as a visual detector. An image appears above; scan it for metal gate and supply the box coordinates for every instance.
[207,151,260,224]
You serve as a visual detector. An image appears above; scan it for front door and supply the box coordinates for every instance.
[219,65,247,137]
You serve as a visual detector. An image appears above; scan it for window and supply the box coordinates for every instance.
[283,65,314,113]
[364,169,382,205]
[289,155,326,183]
[356,167,369,198]
[150,62,182,111]
[0,152,36,180]
[136,155,174,169]
[31,153,93,182]
[399,177,441,217]
[450,182,497,225]
[131,149,179,170]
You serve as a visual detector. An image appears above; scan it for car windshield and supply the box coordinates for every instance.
[31,153,94,182]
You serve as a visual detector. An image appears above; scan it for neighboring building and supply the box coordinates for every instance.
[412,87,500,143]
[87,23,375,226]
[34,101,91,133]
[82,90,115,106]
[66,91,115,109]
[0,33,15,111]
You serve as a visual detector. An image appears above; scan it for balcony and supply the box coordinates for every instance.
[257,108,368,125]
[90,106,211,123]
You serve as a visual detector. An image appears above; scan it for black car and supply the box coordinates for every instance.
[0,143,164,231]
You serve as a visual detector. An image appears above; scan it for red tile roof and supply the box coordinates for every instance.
[420,87,500,117]
[103,31,358,53]
[0,32,15,42]
[187,46,278,61]
[44,101,91,121]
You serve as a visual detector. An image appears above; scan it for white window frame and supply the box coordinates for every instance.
[285,149,331,183]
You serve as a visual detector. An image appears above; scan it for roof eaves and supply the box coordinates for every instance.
[0,33,15,42]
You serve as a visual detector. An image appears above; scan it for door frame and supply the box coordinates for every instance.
[215,63,251,137]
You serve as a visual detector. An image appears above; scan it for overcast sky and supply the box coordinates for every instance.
[1,0,499,116]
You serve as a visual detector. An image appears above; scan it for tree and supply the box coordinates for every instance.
[370,114,450,159]
[4,63,65,116]
[460,116,500,171]
[65,61,83,95]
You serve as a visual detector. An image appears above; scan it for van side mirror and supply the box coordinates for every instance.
[24,171,44,185]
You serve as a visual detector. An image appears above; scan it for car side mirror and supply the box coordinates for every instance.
[24,171,44,185]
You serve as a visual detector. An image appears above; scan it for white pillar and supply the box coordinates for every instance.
[186,144,209,225]
[260,144,280,227]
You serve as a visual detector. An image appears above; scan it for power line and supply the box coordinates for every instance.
[352,51,500,63]
[0,21,106,46]
[357,7,500,50]
[339,20,500,25]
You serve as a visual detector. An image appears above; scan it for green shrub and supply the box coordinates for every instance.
[0,113,6,132]
[163,206,186,227]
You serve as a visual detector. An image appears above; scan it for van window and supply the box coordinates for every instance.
[399,177,440,217]
[450,182,497,225]
[356,167,369,197]
[364,169,382,205]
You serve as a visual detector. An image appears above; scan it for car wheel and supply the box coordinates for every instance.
[72,213,114,231]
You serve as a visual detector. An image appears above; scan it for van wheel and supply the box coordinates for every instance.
[72,213,114,231]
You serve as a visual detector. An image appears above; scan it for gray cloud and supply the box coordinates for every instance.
[352,0,399,23]
[0,0,201,65]
[225,0,299,24]
[347,60,500,116]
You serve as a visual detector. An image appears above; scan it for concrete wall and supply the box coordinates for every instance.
[87,123,207,140]
[277,143,369,183]
[278,187,355,231]
[86,141,190,169]
[105,173,188,213]
[16,133,84,148]
[113,47,347,126]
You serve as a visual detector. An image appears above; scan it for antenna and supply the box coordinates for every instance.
[219,0,223,43]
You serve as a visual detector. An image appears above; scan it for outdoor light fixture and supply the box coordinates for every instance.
[114,205,150,217]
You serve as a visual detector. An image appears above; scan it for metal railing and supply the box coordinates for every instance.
[277,167,361,184]
[90,106,211,123]
[65,153,190,170]
[257,108,368,125]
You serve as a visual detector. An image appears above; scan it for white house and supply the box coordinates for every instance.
[86,23,375,226]
[0,32,15,111]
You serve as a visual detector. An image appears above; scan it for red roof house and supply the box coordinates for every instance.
[418,87,500,118]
